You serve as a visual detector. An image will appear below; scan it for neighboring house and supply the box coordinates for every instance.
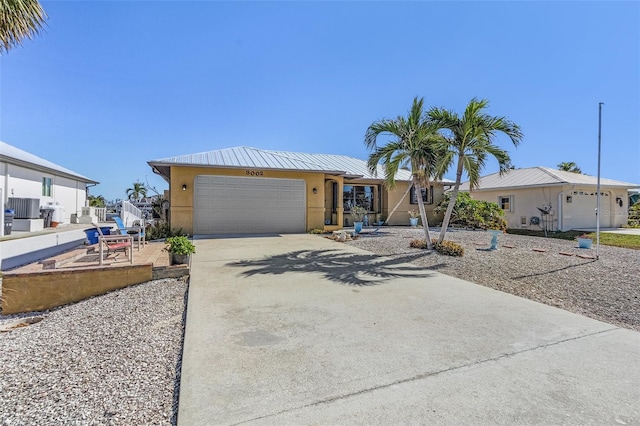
[630,188,640,206]
[148,146,453,235]
[458,166,639,231]
[0,141,99,235]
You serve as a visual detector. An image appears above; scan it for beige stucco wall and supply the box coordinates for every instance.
[467,185,630,231]
[382,181,444,226]
[168,165,447,233]
[2,265,153,315]
[169,166,328,234]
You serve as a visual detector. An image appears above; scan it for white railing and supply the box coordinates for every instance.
[81,206,106,222]
[120,201,144,226]
[95,207,106,222]
[78,206,107,223]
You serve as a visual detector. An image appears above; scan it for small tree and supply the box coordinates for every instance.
[628,203,640,228]
[557,162,582,174]
[88,195,106,208]
[126,182,147,202]
[429,98,522,243]
[365,97,446,249]
[151,195,167,219]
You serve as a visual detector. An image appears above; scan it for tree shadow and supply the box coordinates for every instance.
[511,259,597,280]
[227,249,434,286]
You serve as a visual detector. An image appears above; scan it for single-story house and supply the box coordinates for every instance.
[148,146,453,235]
[1,141,99,235]
[458,166,639,231]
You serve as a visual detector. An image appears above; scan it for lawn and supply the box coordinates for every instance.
[506,229,640,250]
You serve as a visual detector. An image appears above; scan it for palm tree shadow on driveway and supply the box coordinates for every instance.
[226,249,435,286]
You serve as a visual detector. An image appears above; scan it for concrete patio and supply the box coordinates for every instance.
[0,225,188,315]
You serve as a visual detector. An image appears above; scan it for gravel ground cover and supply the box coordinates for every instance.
[347,227,640,332]
[0,230,637,425]
[0,277,188,426]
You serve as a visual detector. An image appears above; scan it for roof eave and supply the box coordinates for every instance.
[148,161,348,177]
[1,155,99,184]
[463,181,639,192]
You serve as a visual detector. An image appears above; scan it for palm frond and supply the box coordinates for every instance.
[0,0,47,53]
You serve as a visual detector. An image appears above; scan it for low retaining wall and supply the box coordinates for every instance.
[1,228,88,271]
[1,264,153,315]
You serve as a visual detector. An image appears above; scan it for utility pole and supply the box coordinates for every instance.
[596,102,603,260]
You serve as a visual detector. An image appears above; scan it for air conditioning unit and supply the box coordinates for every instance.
[7,197,40,219]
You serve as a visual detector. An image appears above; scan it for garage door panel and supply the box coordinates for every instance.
[568,191,611,228]
[194,175,306,234]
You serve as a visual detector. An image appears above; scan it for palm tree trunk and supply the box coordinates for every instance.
[383,183,413,225]
[413,177,433,250]
[438,160,464,243]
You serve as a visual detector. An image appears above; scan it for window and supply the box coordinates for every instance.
[410,186,434,204]
[42,177,52,196]
[499,195,513,212]
[343,185,376,212]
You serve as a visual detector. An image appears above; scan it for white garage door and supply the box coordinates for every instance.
[569,190,611,228]
[193,175,306,235]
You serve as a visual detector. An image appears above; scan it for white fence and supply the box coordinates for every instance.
[120,201,144,226]
[80,206,106,222]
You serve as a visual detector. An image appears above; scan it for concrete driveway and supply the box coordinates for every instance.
[578,227,640,236]
[178,234,640,425]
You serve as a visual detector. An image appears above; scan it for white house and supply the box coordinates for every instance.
[458,167,639,231]
[1,141,99,235]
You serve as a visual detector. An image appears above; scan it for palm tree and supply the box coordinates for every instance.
[365,97,445,249]
[126,182,147,202]
[1,0,47,53]
[88,195,106,208]
[429,98,523,244]
[557,162,582,174]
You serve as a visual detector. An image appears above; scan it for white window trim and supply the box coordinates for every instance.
[42,176,52,197]
[498,195,514,212]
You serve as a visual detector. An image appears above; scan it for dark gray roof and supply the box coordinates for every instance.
[0,141,98,184]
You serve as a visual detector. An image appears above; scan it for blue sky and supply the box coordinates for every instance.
[1,1,638,201]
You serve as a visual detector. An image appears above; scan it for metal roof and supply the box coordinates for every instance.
[0,141,98,184]
[149,146,456,183]
[458,166,639,191]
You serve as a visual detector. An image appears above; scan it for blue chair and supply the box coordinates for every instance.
[113,216,145,250]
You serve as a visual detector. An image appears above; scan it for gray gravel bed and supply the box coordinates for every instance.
[347,227,640,331]
[0,277,188,426]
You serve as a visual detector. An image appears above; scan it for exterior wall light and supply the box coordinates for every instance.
[312,188,318,194]
[182,184,187,191]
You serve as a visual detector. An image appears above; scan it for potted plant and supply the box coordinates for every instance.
[408,209,420,227]
[576,234,593,249]
[350,206,367,234]
[165,235,196,265]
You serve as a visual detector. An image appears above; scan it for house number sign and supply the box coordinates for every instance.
[245,170,264,176]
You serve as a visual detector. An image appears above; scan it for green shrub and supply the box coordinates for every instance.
[350,206,367,222]
[435,192,507,230]
[308,229,324,234]
[164,235,196,255]
[629,203,640,228]
[409,238,429,249]
[145,221,186,241]
[433,240,464,257]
